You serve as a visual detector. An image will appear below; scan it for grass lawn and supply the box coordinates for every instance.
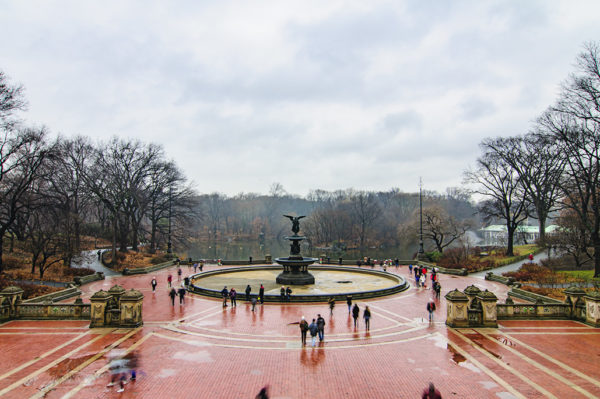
[558,270,600,281]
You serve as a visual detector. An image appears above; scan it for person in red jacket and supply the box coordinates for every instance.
[422,382,442,398]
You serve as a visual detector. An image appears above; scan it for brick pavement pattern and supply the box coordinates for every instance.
[0,263,599,398]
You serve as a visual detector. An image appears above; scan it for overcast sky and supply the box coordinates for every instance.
[1,1,599,197]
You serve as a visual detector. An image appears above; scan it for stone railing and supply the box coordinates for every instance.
[485,272,517,286]
[22,285,82,304]
[73,272,105,286]
[508,287,563,304]
[123,260,175,275]
[497,303,572,319]
[446,285,600,327]
[17,300,91,320]
[417,261,468,276]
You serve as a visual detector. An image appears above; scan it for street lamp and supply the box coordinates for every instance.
[418,178,425,258]
[167,186,172,254]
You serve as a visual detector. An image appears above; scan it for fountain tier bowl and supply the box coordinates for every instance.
[189,265,408,302]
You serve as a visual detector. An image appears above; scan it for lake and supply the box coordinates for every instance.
[183,239,416,261]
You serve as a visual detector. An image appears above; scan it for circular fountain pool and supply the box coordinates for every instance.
[189,265,408,302]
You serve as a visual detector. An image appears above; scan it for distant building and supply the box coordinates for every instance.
[480,224,559,246]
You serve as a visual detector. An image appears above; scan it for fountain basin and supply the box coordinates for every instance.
[275,256,317,285]
[189,265,409,302]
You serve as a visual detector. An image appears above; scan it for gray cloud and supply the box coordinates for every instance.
[1,0,599,196]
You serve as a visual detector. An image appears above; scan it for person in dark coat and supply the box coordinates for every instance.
[352,303,360,328]
[151,277,157,292]
[308,318,319,347]
[427,299,436,322]
[177,287,186,304]
[280,286,286,302]
[422,382,442,399]
[259,284,265,304]
[316,314,326,341]
[328,297,335,315]
[221,286,229,307]
[245,284,252,301]
[346,295,352,313]
[229,287,237,307]
[255,385,270,399]
[299,316,308,345]
[168,288,177,306]
[363,306,371,330]
[183,276,190,286]
[285,286,292,302]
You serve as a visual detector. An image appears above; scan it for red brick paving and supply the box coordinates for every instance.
[0,264,598,398]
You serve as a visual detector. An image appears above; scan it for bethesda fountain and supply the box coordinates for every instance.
[275,215,317,285]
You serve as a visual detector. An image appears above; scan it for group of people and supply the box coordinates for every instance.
[279,286,292,301]
[299,314,326,346]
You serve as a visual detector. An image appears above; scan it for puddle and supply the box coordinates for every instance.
[47,354,96,377]
[447,345,466,364]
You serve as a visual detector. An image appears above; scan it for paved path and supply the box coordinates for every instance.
[470,251,548,279]
[0,264,599,398]
[71,250,120,276]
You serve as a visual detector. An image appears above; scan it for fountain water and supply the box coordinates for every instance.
[275,215,317,285]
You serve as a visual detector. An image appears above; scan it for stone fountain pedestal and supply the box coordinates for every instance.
[275,229,317,285]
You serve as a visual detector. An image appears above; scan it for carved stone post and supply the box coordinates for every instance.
[477,289,498,327]
[564,286,586,318]
[119,289,144,328]
[584,291,600,328]
[463,285,482,309]
[89,290,111,328]
[0,286,24,318]
[265,254,272,264]
[445,289,469,328]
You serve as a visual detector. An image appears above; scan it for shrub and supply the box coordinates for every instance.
[63,267,95,277]
[502,263,551,282]
[150,254,172,265]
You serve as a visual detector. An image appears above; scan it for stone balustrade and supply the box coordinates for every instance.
[447,284,600,328]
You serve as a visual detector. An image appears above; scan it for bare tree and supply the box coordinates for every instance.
[464,142,530,256]
[539,42,600,276]
[349,191,382,254]
[421,205,471,253]
[0,127,50,272]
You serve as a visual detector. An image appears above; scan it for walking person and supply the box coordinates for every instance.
[299,316,308,346]
[316,314,326,342]
[255,385,270,399]
[167,274,172,288]
[422,382,442,399]
[221,286,229,307]
[193,263,198,273]
[151,277,157,292]
[199,261,204,272]
[434,282,441,299]
[328,296,335,316]
[363,306,371,331]
[230,287,237,307]
[245,284,251,301]
[352,303,360,328]
[309,318,319,347]
[427,299,436,322]
[346,295,352,314]
[177,286,186,304]
[177,267,182,281]
[169,288,177,306]
[251,296,257,311]
[259,284,265,304]
[409,264,413,274]
[420,273,426,288]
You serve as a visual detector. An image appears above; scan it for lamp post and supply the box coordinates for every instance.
[418,178,424,258]
[167,186,173,254]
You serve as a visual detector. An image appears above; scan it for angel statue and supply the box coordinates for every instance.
[283,215,306,235]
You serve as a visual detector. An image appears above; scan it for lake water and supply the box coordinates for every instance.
[183,239,415,261]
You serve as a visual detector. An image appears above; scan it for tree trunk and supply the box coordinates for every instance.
[594,235,600,278]
[0,235,5,274]
[538,216,547,247]
[111,217,117,264]
[506,227,515,257]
